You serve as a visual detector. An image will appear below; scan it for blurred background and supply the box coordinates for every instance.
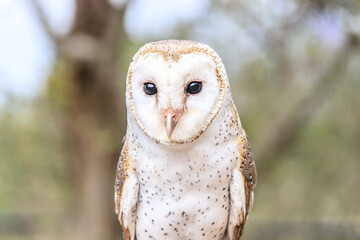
[0,0,359,239]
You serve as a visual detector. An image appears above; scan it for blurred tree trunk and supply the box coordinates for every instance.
[60,1,127,239]
[32,0,130,237]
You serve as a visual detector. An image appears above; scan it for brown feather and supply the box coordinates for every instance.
[231,129,256,240]
[114,141,130,216]
[229,103,257,240]
[115,141,136,239]
[239,128,257,189]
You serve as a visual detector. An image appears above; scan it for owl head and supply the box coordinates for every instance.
[126,40,228,145]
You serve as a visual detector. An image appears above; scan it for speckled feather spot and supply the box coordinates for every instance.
[115,40,257,240]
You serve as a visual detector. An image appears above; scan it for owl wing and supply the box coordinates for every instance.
[228,126,257,240]
[115,140,139,240]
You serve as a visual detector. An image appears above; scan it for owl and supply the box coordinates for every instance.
[115,40,256,240]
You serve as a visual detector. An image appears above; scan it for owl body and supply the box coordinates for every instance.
[127,95,238,239]
[115,40,256,240]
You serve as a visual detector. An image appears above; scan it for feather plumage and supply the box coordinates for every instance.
[115,40,256,240]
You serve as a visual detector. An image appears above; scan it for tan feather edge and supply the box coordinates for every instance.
[231,104,257,240]
[115,141,132,240]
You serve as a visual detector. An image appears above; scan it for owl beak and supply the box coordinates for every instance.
[164,108,178,139]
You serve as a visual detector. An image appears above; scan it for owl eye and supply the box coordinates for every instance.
[143,82,157,95]
[185,81,202,95]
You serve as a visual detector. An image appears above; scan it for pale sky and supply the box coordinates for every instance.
[0,0,75,105]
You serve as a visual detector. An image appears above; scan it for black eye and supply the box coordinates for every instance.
[143,82,157,95]
[186,81,202,95]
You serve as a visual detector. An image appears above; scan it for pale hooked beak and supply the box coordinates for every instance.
[164,108,179,139]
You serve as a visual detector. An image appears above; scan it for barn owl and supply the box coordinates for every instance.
[115,40,256,240]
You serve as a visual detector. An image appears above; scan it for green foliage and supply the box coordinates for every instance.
[0,101,66,209]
